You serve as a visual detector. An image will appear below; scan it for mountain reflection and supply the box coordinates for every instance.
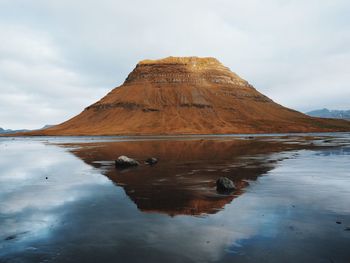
[63,138,314,216]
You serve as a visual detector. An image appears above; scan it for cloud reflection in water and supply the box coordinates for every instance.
[0,136,349,262]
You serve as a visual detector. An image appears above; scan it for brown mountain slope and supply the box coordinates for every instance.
[28,56,350,135]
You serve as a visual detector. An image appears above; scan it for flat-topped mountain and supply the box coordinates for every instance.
[25,56,350,135]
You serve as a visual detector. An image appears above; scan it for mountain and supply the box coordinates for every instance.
[39,125,55,130]
[0,127,30,134]
[0,125,55,134]
[21,56,350,136]
[306,108,350,120]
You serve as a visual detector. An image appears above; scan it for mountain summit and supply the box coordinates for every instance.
[28,56,350,135]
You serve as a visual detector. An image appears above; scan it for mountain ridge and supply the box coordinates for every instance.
[14,56,350,136]
[0,125,55,134]
[306,108,350,120]
[0,127,30,134]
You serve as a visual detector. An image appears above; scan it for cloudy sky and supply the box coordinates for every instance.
[0,0,349,129]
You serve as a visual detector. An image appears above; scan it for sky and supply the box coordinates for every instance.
[0,0,349,129]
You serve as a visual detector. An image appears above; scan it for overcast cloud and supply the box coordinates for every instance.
[0,0,349,129]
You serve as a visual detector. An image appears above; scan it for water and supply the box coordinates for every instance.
[0,134,350,262]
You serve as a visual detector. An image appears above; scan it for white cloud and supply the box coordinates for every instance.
[0,0,349,129]
[0,25,109,129]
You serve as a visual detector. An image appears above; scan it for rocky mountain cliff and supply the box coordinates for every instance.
[24,56,350,135]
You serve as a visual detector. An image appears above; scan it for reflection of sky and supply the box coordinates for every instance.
[0,139,109,256]
[0,138,350,262]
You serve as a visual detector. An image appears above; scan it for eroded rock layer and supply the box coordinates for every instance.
[30,56,350,135]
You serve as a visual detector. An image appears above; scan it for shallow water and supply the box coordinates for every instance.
[0,134,350,263]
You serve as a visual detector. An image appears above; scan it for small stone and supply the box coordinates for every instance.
[115,155,139,168]
[145,157,158,165]
[45,177,48,180]
[216,177,236,192]
[4,235,17,241]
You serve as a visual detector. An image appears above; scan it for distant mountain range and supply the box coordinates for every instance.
[306,109,350,120]
[0,125,55,134]
[0,127,30,134]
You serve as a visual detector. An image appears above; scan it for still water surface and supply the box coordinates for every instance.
[0,134,350,262]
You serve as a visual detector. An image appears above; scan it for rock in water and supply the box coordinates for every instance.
[115,156,139,168]
[145,157,158,165]
[22,56,350,136]
[216,177,235,192]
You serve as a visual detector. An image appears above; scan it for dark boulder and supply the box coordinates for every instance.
[4,235,17,241]
[145,157,158,165]
[216,177,236,192]
[115,155,139,168]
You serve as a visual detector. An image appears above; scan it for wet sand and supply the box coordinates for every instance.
[0,134,350,262]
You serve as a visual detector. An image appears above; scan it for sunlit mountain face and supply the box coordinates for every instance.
[21,57,350,136]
